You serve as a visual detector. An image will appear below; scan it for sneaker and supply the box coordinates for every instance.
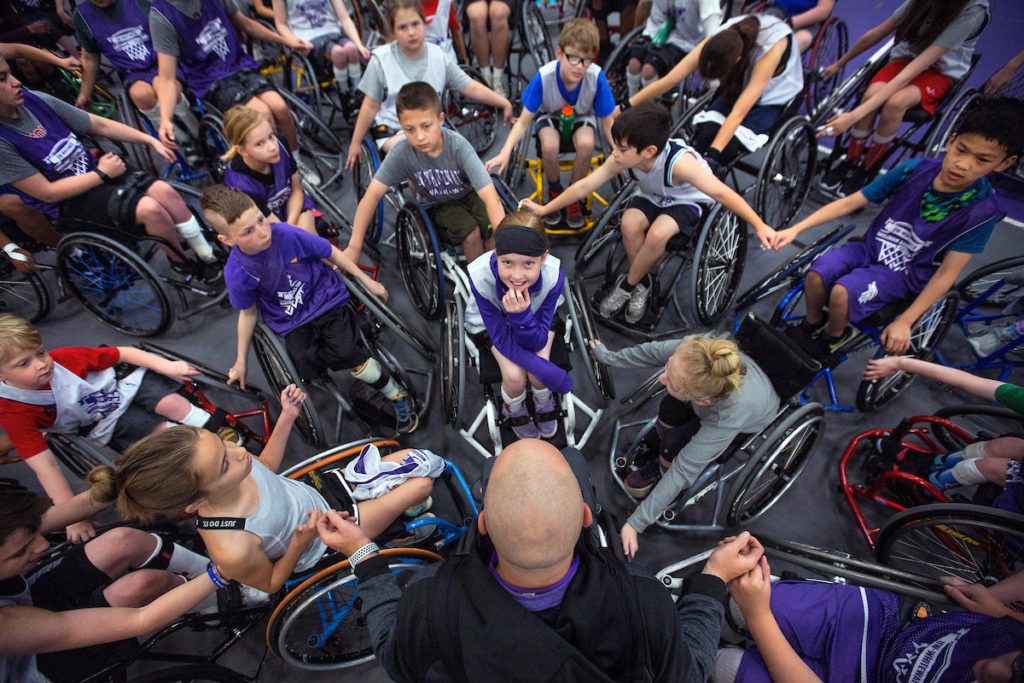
[816,326,852,359]
[404,496,433,517]
[929,452,964,472]
[820,159,853,191]
[170,259,222,285]
[784,320,821,357]
[411,512,438,540]
[599,275,632,318]
[296,153,321,188]
[968,329,1004,358]
[391,392,419,434]
[624,459,662,498]
[566,200,585,229]
[544,189,563,227]
[532,394,558,438]
[624,278,650,324]
[502,401,539,439]
[928,469,959,492]
[492,74,507,100]
[839,165,870,197]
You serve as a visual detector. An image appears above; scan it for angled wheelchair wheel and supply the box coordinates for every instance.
[567,278,616,402]
[856,291,959,412]
[445,67,499,154]
[395,203,445,319]
[956,254,1024,313]
[353,137,384,244]
[199,112,230,183]
[285,52,324,110]
[501,132,531,194]
[574,182,633,273]
[279,89,346,187]
[441,296,466,427]
[603,26,644,105]
[489,172,519,212]
[0,256,51,323]
[669,89,716,138]
[726,402,825,526]
[924,88,981,158]
[687,206,746,326]
[57,232,173,337]
[266,548,442,669]
[876,503,1024,584]
[339,273,436,361]
[251,323,326,448]
[753,117,816,230]
[46,433,118,480]
[803,17,848,118]
[517,1,554,81]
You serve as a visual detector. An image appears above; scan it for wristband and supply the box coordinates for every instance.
[2,243,28,263]
[207,565,228,589]
[348,541,379,566]
[95,169,111,184]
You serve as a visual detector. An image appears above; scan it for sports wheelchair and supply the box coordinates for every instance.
[608,313,825,532]
[458,0,554,100]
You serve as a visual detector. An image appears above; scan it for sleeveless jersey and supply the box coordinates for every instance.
[716,14,803,106]
[150,0,259,99]
[223,143,315,217]
[671,0,723,52]
[464,252,565,335]
[891,0,989,79]
[423,0,456,62]
[76,0,158,83]
[626,138,712,209]
[0,90,97,218]
[372,41,449,130]
[284,0,341,43]
[536,60,601,127]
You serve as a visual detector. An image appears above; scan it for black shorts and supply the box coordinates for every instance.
[535,115,596,155]
[109,370,183,451]
[627,39,686,77]
[205,69,276,114]
[627,195,702,235]
[284,305,371,383]
[309,33,354,75]
[657,395,701,463]
[59,170,157,232]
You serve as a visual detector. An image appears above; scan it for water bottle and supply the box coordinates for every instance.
[968,318,1024,357]
[651,15,675,47]
[560,105,575,143]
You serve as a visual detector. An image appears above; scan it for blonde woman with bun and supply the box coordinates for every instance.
[593,335,779,558]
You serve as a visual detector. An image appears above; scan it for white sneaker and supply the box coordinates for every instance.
[491,71,507,99]
[239,584,272,606]
[599,275,631,318]
[625,280,650,323]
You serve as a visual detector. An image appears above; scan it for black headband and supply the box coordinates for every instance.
[494,225,547,257]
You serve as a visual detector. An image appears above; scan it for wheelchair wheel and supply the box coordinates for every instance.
[352,137,384,244]
[856,291,959,412]
[279,89,346,187]
[753,116,816,230]
[395,203,445,319]
[265,548,442,669]
[198,112,230,183]
[567,278,616,401]
[517,2,554,84]
[573,182,633,272]
[803,17,848,118]
[501,131,531,194]
[956,254,1024,313]
[669,89,715,137]
[130,664,250,683]
[0,255,51,323]
[876,503,1024,584]
[489,172,520,212]
[251,323,327,448]
[441,295,466,427]
[932,404,1024,454]
[445,67,499,154]
[924,88,981,158]
[687,205,746,326]
[339,273,436,361]
[603,26,644,105]
[56,232,173,337]
[46,433,118,480]
[285,52,324,110]
[726,402,825,526]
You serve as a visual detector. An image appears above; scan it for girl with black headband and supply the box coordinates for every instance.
[464,213,571,440]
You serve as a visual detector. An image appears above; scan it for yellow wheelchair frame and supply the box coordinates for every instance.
[521,153,612,235]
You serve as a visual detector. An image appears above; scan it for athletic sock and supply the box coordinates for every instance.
[962,441,988,460]
[532,387,552,403]
[501,386,526,411]
[626,71,642,97]
[333,66,348,88]
[173,94,200,138]
[178,403,212,427]
[863,132,896,169]
[347,61,363,86]
[140,105,162,133]
[640,75,657,89]
[846,128,870,164]
[175,216,216,263]
[949,459,989,486]
[137,534,210,579]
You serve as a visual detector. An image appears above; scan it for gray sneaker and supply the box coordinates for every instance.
[625,279,650,323]
[599,275,631,318]
[296,153,321,187]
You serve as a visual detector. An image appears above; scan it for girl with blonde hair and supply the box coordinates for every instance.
[593,335,780,558]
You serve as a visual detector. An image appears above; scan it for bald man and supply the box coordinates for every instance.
[317,439,764,682]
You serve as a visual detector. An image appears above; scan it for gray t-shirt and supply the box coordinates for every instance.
[149,0,243,57]
[73,0,153,53]
[890,0,988,78]
[0,576,48,683]
[0,91,93,186]
[356,41,469,102]
[373,127,491,206]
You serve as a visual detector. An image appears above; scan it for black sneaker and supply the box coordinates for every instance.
[840,165,871,197]
[817,326,852,359]
[820,159,853,191]
[171,259,222,285]
[624,459,662,498]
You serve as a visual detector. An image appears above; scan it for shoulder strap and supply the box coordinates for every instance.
[196,516,246,530]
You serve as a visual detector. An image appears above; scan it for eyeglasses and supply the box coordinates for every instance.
[562,51,594,66]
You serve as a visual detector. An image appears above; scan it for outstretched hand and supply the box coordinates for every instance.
[279,384,307,420]
[862,355,903,381]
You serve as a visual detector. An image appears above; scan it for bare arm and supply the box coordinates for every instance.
[789,0,834,31]
[204,511,320,593]
[270,0,302,46]
[257,388,301,473]
[478,182,505,231]
[880,250,972,353]
[631,37,704,105]
[232,9,301,47]
[25,449,99,543]
[346,178,388,261]
[12,171,104,204]
[485,107,535,173]
[116,347,199,381]
[520,157,620,215]
[988,570,1024,605]
[708,39,785,153]
[285,171,305,225]
[251,0,275,19]
[229,305,259,389]
[330,0,366,53]
[76,50,101,109]
[40,489,111,532]
[773,191,869,249]
[863,355,1002,399]
[0,43,79,70]
[678,153,774,246]
[155,52,180,145]
[345,96,381,168]
[829,17,896,72]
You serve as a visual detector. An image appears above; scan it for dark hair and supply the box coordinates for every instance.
[0,489,49,547]
[611,101,671,153]
[953,96,1024,158]
[385,0,424,32]
[396,81,441,116]
[699,16,759,103]
[895,0,972,55]
[199,184,257,233]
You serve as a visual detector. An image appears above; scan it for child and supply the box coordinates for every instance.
[486,18,616,230]
[87,396,439,592]
[760,0,835,52]
[631,11,803,174]
[270,0,369,94]
[0,314,216,544]
[199,184,419,434]
[464,212,570,440]
[344,0,511,170]
[522,102,775,323]
[819,0,990,196]
[220,105,317,236]
[421,0,467,65]
[774,96,1023,360]
[625,0,723,98]
[349,81,504,264]
[464,0,512,97]
[593,336,779,559]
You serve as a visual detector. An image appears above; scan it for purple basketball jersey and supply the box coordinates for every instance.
[77,0,158,84]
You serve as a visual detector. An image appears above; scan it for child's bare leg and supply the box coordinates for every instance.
[356,448,434,537]
[296,210,317,235]
[983,437,1024,460]
[620,207,650,265]
[0,194,61,246]
[462,227,483,263]
[488,1,510,71]
[380,132,405,154]
[525,332,556,389]
[825,284,850,337]
[466,1,491,66]
[627,213,678,286]
[152,393,196,423]
[537,126,561,188]
[795,28,813,53]
[492,346,528,398]
[803,270,828,326]
[876,86,921,138]
[976,457,1012,486]
[850,81,886,135]
[570,125,595,185]
[135,197,185,260]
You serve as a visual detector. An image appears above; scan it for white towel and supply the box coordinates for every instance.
[691,110,770,153]
[344,444,445,501]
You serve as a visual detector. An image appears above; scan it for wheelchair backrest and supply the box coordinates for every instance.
[734,312,822,400]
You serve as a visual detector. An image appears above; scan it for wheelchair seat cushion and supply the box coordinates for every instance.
[735,313,821,400]
[474,318,572,386]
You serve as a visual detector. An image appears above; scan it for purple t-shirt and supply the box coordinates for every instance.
[224,222,349,336]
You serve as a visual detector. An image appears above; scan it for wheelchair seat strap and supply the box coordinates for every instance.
[196,516,247,530]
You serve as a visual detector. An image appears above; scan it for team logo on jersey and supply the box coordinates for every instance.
[107,26,151,62]
[78,386,123,418]
[874,218,931,273]
[29,124,46,138]
[297,0,329,28]
[890,628,968,682]
[43,135,92,176]
[196,17,231,59]
[277,273,307,316]
[268,185,290,215]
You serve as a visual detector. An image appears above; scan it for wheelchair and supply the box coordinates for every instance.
[459,0,554,100]
[0,214,55,324]
[608,313,825,532]
[248,272,437,448]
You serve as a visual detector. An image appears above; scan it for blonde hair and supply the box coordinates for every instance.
[558,18,599,56]
[496,211,548,239]
[87,426,203,523]
[0,314,43,365]
[670,336,746,403]
[220,105,271,162]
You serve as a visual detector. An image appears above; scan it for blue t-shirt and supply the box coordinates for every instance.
[860,159,997,253]
[224,222,349,336]
[520,63,616,118]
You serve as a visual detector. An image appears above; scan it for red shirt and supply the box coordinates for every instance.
[421,0,460,31]
[0,346,121,459]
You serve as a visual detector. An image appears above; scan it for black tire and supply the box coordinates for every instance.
[130,664,251,682]
[803,17,848,118]
[726,402,825,526]
[669,90,715,138]
[278,89,346,188]
[753,116,816,230]
[440,295,466,427]
[924,88,981,158]
[199,112,229,183]
[445,66,499,154]
[338,273,436,361]
[56,232,173,337]
[395,203,445,320]
[573,182,633,272]
[352,137,384,244]
[956,254,1024,313]
[516,2,554,87]
[251,323,326,448]
[603,26,644,105]
[856,291,959,412]
[46,433,118,480]
[501,132,531,194]
[489,173,520,212]
[0,255,51,323]
[687,205,746,326]
[285,51,324,111]
[932,404,1024,453]
[768,283,805,329]
[266,549,441,669]
[567,278,616,402]
[876,503,1024,584]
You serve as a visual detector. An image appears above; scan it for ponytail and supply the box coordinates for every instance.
[699,16,760,103]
